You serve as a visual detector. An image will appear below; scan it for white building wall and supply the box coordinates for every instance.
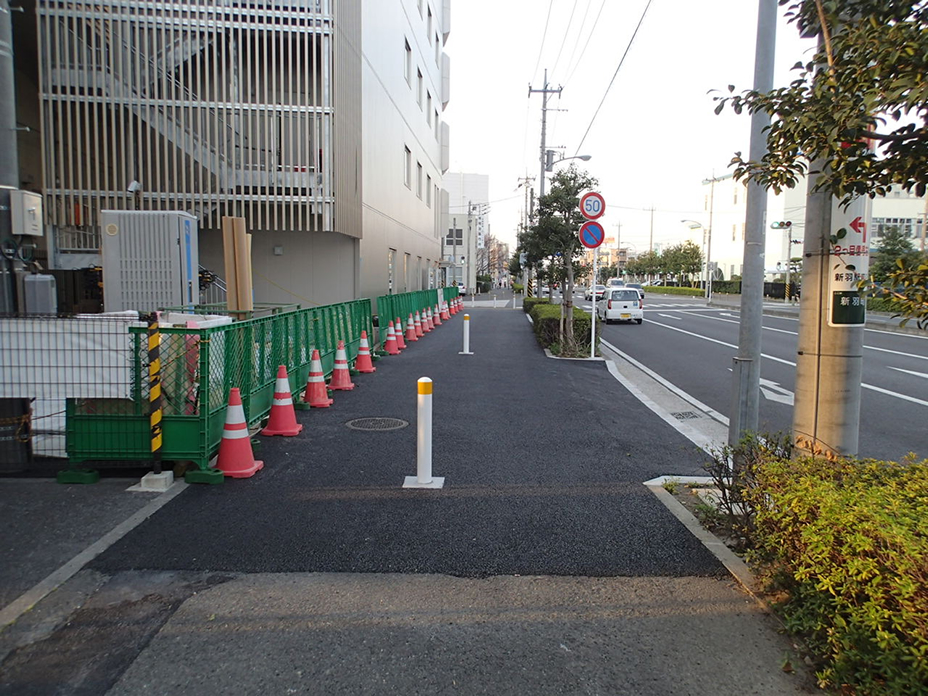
[359,0,446,303]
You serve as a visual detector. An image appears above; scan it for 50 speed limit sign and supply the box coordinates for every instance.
[579,191,605,220]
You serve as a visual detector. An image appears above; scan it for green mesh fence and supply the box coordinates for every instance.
[66,299,373,471]
[376,289,452,350]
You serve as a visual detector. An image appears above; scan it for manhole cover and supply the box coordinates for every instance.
[671,411,700,421]
[346,417,409,432]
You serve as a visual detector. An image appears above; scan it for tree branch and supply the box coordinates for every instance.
[857,129,924,143]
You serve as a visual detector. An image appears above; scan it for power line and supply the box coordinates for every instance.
[550,0,580,79]
[574,0,654,155]
[563,0,607,87]
[531,0,556,85]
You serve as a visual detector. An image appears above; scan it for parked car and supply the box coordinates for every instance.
[625,282,644,297]
[597,288,643,324]
[584,284,606,301]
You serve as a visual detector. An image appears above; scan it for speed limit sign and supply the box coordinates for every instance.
[579,191,605,220]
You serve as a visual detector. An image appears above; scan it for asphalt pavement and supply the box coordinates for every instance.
[0,302,816,694]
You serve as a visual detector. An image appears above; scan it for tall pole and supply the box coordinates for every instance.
[529,69,562,200]
[728,0,777,448]
[1,0,20,312]
[703,175,721,300]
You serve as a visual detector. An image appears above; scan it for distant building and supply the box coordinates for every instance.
[14,0,451,308]
[443,172,488,291]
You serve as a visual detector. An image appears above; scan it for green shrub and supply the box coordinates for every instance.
[522,297,550,314]
[712,280,742,294]
[868,297,896,313]
[743,455,928,693]
[529,303,596,355]
[643,286,704,297]
[512,283,524,292]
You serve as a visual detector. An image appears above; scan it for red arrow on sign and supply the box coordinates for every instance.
[849,216,867,242]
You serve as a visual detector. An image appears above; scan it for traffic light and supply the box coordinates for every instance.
[770,221,792,229]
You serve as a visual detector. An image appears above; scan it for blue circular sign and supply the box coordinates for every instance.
[579,221,605,249]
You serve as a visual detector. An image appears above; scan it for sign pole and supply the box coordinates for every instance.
[590,251,598,358]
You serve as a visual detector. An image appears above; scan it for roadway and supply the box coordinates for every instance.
[567,292,927,462]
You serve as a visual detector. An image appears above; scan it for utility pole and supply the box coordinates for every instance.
[703,174,724,300]
[728,0,776,449]
[529,69,562,200]
[1,0,20,313]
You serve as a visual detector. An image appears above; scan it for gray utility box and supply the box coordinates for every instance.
[23,274,58,314]
[101,211,199,312]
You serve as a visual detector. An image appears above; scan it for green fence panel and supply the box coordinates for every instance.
[66,298,373,473]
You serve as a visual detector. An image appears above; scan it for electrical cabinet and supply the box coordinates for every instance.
[100,211,199,312]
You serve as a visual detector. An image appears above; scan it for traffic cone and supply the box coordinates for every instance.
[329,340,356,390]
[261,366,303,436]
[385,321,400,355]
[303,349,333,408]
[441,302,450,321]
[414,311,424,337]
[354,331,376,373]
[432,304,442,326]
[422,308,433,332]
[216,388,264,478]
[451,298,459,314]
[405,314,418,342]
[394,317,407,350]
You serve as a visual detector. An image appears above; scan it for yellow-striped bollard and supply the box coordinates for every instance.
[403,377,444,489]
[459,314,474,355]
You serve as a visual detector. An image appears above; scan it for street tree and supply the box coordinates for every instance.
[869,226,920,281]
[713,0,928,321]
[523,165,598,352]
[660,242,703,286]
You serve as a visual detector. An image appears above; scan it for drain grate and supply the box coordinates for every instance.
[346,417,409,432]
[670,411,700,421]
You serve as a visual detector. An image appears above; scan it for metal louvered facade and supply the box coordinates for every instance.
[37,0,361,257]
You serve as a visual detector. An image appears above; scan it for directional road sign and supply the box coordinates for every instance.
[579,192,605,220]
[579,221,606,249]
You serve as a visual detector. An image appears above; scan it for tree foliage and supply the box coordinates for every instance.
[519,165,598,353]
[869,226,921,281]
[715,0,928,326]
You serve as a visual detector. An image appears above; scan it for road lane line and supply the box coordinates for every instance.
[888,367,928,379]
[647,319,928,408]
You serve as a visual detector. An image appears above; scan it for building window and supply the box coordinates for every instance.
[427,93,432,124]
[436,35,441,64]
[405,40,412,86]
[404,147,411,188]
[388,249,397,294]
[426,175,432,207]
[404,253,410,292]
[418,0,423,17]
[732,224,736,241]
[428,8,433,40]
[417,162,423,199]
[417,69,423,109]
[435,110,440,139]
[733,188,738,205]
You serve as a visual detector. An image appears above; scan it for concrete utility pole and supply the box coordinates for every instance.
[529,69,562,200]
[702,174,724,300]
[1,0,20,312]
[728,0,776,448]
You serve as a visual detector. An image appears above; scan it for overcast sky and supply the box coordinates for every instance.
[442,0,816,253]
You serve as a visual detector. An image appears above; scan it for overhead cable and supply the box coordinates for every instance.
[574,0,654,155]
[531,0,556,85]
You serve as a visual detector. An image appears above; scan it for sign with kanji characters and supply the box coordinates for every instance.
[827,196,872,327]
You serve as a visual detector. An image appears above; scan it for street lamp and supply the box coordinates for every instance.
[545,151,592,172]
[681,219,707,293]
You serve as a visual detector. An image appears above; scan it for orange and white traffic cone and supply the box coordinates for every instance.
[414,311,424,337]
[405,314,418,342]
[217,387,264,478]
[450,298,458,315]
[385,321,400,355]
[261,366,303,436]
[432,304,442,326]
[328,340,356,391]
[354,331,376,373]
[303,349,333,408]
[394,317,407,350]
[441,302,450,321]
[422,308,433,332]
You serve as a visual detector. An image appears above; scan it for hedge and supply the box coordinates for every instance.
[522,297,550,314]
[643,286,704,297]
[744,456,928,694]
[529,302,596,355]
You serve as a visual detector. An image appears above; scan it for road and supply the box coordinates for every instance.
[567,291,927,462]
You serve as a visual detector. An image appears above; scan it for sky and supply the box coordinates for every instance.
[442,0,816,255]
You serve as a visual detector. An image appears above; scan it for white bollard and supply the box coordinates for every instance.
[459,314,474,355]
[403,377,444,489]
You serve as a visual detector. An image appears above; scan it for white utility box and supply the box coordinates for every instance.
[10,190,44,237]
[100,211,199,312]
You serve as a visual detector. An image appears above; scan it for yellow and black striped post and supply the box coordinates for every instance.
[148,313,163,475]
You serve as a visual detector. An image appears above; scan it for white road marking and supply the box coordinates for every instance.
[759,378,795,406]
[888,367,928,379]
[647,318,928,408]
[657,313,682,320]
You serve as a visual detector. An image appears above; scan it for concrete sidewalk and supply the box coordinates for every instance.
[0,307,815,695]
